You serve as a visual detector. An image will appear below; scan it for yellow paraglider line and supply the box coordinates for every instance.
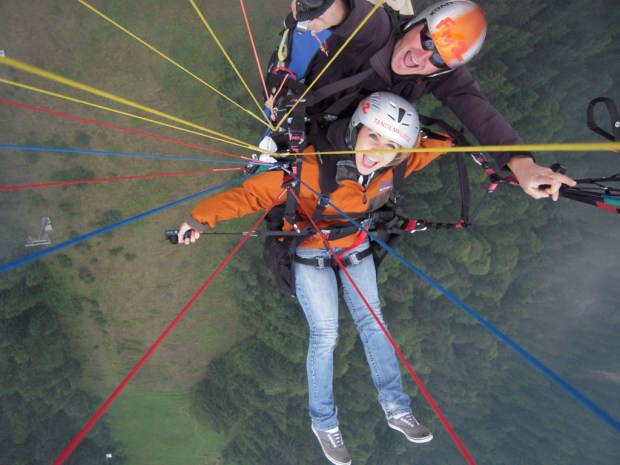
[188,0,273,129]
[300,141,620,155]
[273,0,386,131]
[0,77,267,154]
[0,57,267,154]
[3,3,619,465]
[2,56,616,169]
[77,0,271,129]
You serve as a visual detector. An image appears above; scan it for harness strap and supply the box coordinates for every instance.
[587,97,620,142]
[336,230,368,261]
[283,159,304,228]
[294,247,373,269]
[391,158,407,204]
[311,68,375,108]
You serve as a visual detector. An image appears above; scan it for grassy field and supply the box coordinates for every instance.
[0,1,288,463]
[107,388,227,465]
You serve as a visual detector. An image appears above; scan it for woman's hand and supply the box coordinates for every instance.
[177,221,201,245]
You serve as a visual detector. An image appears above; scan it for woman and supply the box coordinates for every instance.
[177,92,450,465]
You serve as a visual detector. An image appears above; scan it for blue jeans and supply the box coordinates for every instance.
[294,240,412,430]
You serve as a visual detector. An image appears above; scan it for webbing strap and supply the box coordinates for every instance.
[310,68,375,107]
[391,159,408,205]
[294,246,372,268]
[587,97,620,142]
[561,97,620,214]
[283,158,304,227]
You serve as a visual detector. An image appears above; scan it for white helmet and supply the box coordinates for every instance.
[347,92,420,149]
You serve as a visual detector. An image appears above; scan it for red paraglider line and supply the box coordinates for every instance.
[51,188,288,465]
[0,99,255,162]
[0,167,243,191]
[239,0,270,109]
[289,186,478,465]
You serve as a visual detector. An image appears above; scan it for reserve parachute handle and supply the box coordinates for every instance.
[587,97,620,143]
[554,97,620,214]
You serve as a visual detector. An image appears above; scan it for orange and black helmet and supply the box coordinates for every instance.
[403,1,487,71]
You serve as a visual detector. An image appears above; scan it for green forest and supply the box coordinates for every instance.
[190,0,620,464]
[1,0,619,464]
[0,264,125,465]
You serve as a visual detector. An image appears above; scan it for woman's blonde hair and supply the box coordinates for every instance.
[385,151,410,167]
[384,138,421,167]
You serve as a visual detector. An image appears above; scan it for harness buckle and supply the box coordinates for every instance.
[317,195,330,207]
[315,257,326,269]
[345,252,363,266]
[361,217,374,229]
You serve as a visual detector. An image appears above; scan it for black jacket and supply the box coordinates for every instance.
[301,0,528,169]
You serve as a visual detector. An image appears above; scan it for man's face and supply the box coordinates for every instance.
[391,24,445,76]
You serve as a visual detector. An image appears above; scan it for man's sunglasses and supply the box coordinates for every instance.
[420,25,448,69]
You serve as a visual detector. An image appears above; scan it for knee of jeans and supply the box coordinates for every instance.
[309,322,338,347]
[354,306,386,330]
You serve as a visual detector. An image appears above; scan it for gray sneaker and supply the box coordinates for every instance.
[311,423,352,465]
[387,413,433,443]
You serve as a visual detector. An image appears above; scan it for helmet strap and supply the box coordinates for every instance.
[401,18,425,34]
[345,124,358,151]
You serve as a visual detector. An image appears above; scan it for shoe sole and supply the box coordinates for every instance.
[311,424,352,465]
[387,423,434,443]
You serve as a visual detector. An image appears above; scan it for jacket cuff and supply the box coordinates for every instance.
[332,0,361,35]
[185,215,207,233]
[500,152,535,172]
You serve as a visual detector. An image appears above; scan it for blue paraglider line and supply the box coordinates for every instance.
[0,144,250,165]
[0,175,252,274]
[293,171,620,436]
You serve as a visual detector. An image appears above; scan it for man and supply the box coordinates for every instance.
[285,0,576,199]
[369,0,414,15]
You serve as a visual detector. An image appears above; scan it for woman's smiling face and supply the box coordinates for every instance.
[354,125,401,175]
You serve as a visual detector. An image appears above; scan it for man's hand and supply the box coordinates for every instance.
[291,0,350,32]
[508,157,577,201]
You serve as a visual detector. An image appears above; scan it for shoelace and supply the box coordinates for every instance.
[399,414,420,428]
[326,430,344,448]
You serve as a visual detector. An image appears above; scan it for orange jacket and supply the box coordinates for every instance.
[190,137,451,248]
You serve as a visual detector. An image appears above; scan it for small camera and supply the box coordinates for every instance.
[164,229,192,244]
